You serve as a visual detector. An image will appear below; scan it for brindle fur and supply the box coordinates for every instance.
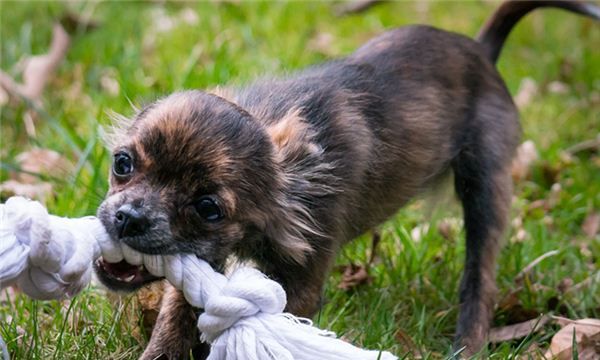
[95,1,599,358]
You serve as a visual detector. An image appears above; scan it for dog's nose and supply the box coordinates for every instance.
[114,204,149,238]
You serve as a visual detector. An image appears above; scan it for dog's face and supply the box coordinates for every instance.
[95,91,285,291]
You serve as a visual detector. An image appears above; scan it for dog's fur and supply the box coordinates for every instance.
[94,1,600,358]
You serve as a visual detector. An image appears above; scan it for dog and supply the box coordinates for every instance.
[93,1,600,358]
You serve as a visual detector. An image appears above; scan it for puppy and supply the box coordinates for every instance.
[94,1,599,358]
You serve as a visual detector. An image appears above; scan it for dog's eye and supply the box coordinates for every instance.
[113,152,133,177]
[195,196,223,222]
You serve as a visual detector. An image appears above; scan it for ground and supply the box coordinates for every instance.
[0,1,598,359]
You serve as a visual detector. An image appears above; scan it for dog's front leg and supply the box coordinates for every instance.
[140,284,209,360]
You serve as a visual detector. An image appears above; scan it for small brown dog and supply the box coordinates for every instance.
[94,1,599,358]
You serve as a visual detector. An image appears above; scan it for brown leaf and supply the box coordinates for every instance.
[544,318,600,360]
[581,212,599,238]
[0,23,70,101]
[0,180,53,203]
[0,23,70,136]
[137,281,165,336]
[338,264,372,291]
[15,148,72,183]
[489,314,551,343]
[395,328,421,358]
[511,140,539,182]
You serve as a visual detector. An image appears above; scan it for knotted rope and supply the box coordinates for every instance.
[0,197,397,360]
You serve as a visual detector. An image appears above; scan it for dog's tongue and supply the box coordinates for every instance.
[101,259,140,278]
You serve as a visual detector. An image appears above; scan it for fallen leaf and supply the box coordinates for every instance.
[0,180,53,203]
[0,23,70,136]
[14,148,72,183]
[14,23,70,100]
[489,314,551,343]
[511,140,539,181]
[395,328,421,358]
[581,212,599,238]
[338,264,372,290]
[545,318,600,360]
[137,281,165,335]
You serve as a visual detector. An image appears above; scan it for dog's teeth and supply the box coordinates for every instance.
[123,275,135,282]
[121,244,143,265]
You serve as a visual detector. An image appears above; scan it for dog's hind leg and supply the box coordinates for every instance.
[451,96,519,356]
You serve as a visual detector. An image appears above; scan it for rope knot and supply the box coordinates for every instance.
[197,267,286,341]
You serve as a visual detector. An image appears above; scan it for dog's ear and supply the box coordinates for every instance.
[262,108,339,264]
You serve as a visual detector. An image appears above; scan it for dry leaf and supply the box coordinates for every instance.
[489,314,551,343]
[544,318,600,359]
[514,77,538,107]
[14,148,72,183]
[395,328,421,358]
[0,180,53,203]
[137,281,165,335]
[0,23,70,101]
[581,212,599,238]
[0,23,70,136]
[338,264,372,290]
[511,140,539,181]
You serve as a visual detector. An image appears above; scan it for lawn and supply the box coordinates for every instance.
[0,1,598,359]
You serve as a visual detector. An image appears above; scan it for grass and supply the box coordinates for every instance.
[1,1,598,359]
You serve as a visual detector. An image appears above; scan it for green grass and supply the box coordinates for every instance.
[1,1,599,359]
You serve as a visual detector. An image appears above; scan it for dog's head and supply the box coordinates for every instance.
[95,90,325,291]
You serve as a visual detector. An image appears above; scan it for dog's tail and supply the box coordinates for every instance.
[477,0,600,64]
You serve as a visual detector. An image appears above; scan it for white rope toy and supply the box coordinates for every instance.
[0,197,396,360]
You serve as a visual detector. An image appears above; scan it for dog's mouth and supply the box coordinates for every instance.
[94,257,162,292]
